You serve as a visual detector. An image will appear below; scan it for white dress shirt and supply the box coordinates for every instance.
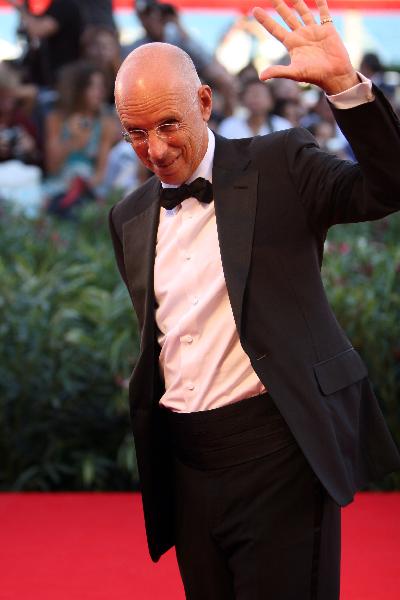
[155,77,373,413]
[155,129,265,412]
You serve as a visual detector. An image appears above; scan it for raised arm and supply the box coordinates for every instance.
[251,1,400,228]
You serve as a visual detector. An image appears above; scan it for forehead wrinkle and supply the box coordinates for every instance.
[118,88,197,125]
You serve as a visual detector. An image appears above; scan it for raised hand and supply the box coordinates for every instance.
[253,0,359,95]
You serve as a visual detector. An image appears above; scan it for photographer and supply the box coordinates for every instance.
[8,0,84,87]
[0,62,40,165]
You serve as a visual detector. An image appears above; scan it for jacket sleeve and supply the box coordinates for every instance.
[285,85,400,231]
[108,204,129,288]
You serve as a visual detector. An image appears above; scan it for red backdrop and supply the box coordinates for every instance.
[1,0,400,14]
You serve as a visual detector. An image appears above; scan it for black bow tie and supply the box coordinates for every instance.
[159,177,213,210]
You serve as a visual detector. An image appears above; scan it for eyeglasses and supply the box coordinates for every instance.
[121,98,197,147]
[122,121,184,146]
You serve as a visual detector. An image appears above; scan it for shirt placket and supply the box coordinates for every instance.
[176,199,203,408]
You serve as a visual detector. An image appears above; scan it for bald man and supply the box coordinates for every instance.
[109,1,400,598]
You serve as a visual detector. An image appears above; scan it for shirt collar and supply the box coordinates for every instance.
[161,128,215,189]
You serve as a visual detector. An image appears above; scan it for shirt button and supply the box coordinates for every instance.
[180,335,193,344]
[192,296,199,305]
[187,383,195,391]
[185,254,191,261]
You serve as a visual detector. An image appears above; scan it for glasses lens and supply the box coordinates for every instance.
[130,130,148,144]
[157,122,180,141]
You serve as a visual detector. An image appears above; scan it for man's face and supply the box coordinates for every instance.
[117,82,212,185]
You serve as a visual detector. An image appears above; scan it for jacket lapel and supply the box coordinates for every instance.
[122,178,160,340]
[213,135,259,332]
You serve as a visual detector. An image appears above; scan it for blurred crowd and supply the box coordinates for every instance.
[1,0,400,218]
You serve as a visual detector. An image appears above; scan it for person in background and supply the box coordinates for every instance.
[359,51,395,100]
[270,77,302,103]
[0,60,42,215]
[79,0,116,31]
[270,78,305,127]
[302,89,352,158]
[43,61,115,216]
[307,119,347,158]
[102,138,140,198]
[123,0,237,116]
[81,25,122,106]
[10,0,84,88]
[359,51,383,82]
[236,61,259,88]
[274,98,306,127]
[218,77,291,138]
[0,62,40,165]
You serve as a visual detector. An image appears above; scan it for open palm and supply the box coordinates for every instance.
[253,0,358,95]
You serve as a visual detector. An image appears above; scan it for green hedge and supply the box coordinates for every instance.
[0,203,139,490]
[323,216,400,489]
[0,203,399,490]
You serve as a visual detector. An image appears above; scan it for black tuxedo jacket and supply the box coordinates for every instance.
[109,86,400,562]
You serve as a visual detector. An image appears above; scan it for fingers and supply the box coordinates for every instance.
[289,0,316,26]
[253,7,288,43]
[314,0,332,22]
[253,0,317,41]
[272,0,303,30]
[259,64,297,81]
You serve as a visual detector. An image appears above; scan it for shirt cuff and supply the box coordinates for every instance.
[326,72,375,109]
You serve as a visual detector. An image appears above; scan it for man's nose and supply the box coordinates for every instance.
[147,131,168,162]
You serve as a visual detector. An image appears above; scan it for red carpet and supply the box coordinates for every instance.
[0,492,399,599]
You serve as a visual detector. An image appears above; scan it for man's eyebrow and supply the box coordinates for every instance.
[125,115,180,131]
[160,115,180,123]
[157,113,181,125]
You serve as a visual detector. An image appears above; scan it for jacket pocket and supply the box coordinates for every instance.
[313,347,368,396]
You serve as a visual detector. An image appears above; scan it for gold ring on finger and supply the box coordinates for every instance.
[320,17,333,24]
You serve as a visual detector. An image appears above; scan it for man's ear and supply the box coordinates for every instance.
[198,85,213,122]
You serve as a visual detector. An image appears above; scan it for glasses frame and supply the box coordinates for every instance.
[121,97,198,147]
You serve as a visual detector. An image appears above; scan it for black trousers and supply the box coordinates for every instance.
[166,393,341,600]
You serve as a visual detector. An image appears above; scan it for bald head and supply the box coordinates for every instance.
[114,42,213,185]
[115,43,201,113]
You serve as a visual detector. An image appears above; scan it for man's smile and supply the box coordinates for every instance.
[152,155,180,172]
